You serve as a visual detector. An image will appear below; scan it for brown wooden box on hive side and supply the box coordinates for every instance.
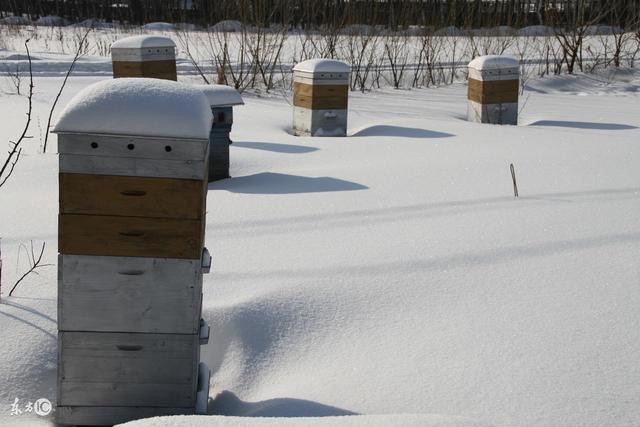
[112,60,177,81]
[59,173,206,220]
[468,78,519,104]
[293,82,348,110]
[59,214,204,259]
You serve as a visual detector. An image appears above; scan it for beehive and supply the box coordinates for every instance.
[199,84,244,182]
[292,59,350,136]
[53,78,212,426]
[111,35,177,81]
[467,55,519,125]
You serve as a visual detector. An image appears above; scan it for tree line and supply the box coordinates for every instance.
[0,1,639,30]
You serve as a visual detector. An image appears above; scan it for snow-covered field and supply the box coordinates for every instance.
[0,41,639,426]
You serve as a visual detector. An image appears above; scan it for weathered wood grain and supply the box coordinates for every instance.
[58,331,199,407]
[58,133,208,161]
[59,153,207,180]
[468,78,519,104]
[112,60,177,81]
[293,82,348,98]
[56,406,195,426]
[59,214,204,259]
[59,173,206,219]
[293,92,348,110]
[58,254,203,334]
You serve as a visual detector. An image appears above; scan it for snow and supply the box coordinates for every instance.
[468,55,519,70]
[518,25,554,36]
[53,78,212,139]
[142,22,176,31]
[210,20,243,32]
[121,414,485,427]
[35,15,67,26]
[1,41,640,427]
[199,84,245,107]
[293,59,351,74]
[111,35,176,49]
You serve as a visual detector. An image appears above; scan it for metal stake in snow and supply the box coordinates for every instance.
[510,163,519,198]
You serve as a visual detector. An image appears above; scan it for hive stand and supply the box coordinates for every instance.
[292,59,350,137]
[111,35,177,81]
[199,85,244,182]
[53,79,212,426]
[467,55,519,125]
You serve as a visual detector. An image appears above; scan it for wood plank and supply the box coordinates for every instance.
[58,133,208,161]
[468,78,519,104]
[59,214,204,259]
[60,173,206,220]
[59,153,207,180]
[293,92,348,110]
[58,331,199,407]
[57,406,195,426]
[59,254,202,334]
[113,60,177,81]
[293,82,348,98]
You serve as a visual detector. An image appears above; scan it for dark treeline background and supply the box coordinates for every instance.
[0,1,638,29]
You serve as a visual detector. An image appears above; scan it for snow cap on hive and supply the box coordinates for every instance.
[468,55,519,71]
[198,84,244,107]
[293,59,351,74]
[53,78,213,140]
[111,35,176,49]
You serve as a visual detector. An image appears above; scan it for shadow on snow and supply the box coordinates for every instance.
[209,172,368,194]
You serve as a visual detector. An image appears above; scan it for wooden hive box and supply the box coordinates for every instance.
[53,78,213,426]
[292,59,350,137]
[112,35,177,81]
[199,84,244,182]
[467,55,519,125]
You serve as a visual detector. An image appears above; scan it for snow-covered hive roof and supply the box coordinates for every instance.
[199,84,244,107]
[293,59,351,74]
[468,55,519,70]
[111,35,176,49]
[53,78,212,140]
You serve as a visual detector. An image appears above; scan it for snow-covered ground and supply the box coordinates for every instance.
[0,47,639,426]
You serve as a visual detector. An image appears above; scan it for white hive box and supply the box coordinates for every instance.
[292,59,350,136]
[467,55,519,125]
[111,35,177,80]
[53,78,212,426]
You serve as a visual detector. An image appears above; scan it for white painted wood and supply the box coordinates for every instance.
[57,406,195,426]
[468,67,519,82]
[58,331,199,407]
[293,74,350,85]
[201,247,212,274]
[468,100,518,125]
[59,152,207,180]
[195,362,211,415]
[199,318,210,345]
[58,133,208,161]
[112,47,176,62]
[293,106,348,137]
[59,254,203,334]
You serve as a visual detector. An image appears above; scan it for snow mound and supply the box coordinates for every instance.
[468,55,519,70]
[35,15,66,26]
[434,26,463,36]
[210,20,243,32]
[143,22,176,31]
[111,35,176,49]
[293,59,350,74]
[53,78,212,139]
[119,414,485,427]
[0,16,31,25]
[518,25,554,36]
[199,84,245,107]
[584,25,624,35]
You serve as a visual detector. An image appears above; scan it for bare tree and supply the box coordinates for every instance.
[0,39,33,189]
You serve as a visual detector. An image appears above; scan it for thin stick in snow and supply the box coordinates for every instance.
[510,163,519,198]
